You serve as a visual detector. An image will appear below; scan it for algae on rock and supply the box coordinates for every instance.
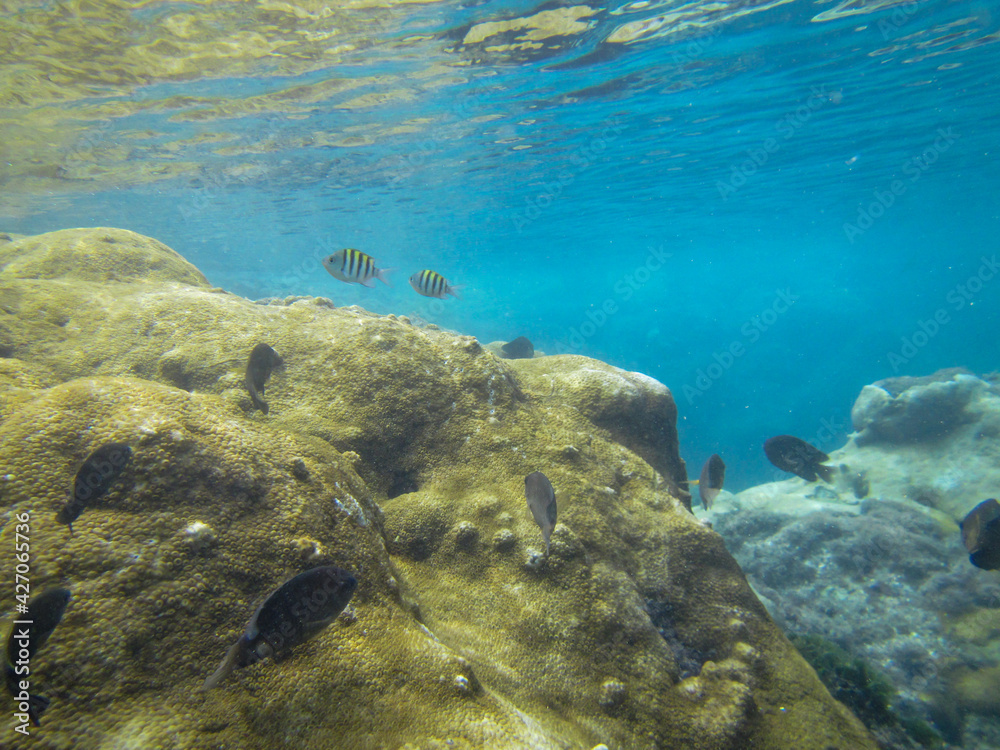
[706,370,1000,749]
[0,228,877,749]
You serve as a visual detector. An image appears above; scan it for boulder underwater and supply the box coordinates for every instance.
[851,368,986,447]
[706,370,1000,748]
[0,228,878,748]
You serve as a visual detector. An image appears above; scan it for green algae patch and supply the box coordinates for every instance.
[792,633,945,748]
[0,227,879,749]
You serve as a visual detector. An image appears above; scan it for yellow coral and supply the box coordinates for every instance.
[0,228,878,749]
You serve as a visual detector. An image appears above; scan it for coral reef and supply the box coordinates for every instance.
[509,355,688,500]
[707,371,1000,749]
[0,228,877,748]
[852,369,988,447]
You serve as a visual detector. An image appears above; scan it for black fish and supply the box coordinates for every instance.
[961,498,1000,571]
[203,566,357,690]
[763,435,835,483]
[525,472,557,554]
[57,443,132,531]
[5,587,71,726]
[500,336,534,359]
[245,343,284,415]
[698,454,725,511]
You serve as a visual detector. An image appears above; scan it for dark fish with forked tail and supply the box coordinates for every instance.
[57,443,132,532]
[245,343,284,415]
[202,566,357,690]
[525,471,557,554]
[500,337,534,359]
[698,454,726,511]
[763,435,835,483]
[961,498,1000,571]
[5,587,71,726]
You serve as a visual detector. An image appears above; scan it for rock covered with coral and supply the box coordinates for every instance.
[851,368,993,447]
[706,369,1000,748]
[0,228,876,749]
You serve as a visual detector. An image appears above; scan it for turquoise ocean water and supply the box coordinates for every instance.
[2,0,998,490]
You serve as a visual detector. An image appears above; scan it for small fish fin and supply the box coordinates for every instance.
[359,276,377,288]
[816,463,836,484]
[202,641,243,691]
[376,268,394,286]
[303,617,338,633]
[28,693,50,726]
[447,285,464,300]
[700,487,720,511]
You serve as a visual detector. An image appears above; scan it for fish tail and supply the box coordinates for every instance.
[376,268,394,286]
[249,387,269,414]
[447,284,464,300]
[816,463,836,484]
[202,641,244,691]
[28,693,50,726]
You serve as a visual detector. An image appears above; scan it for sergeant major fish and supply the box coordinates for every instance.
[525,472,557,554]
[322,248,392,288]
[5,587,71,727]
[245,343,284,415]
[409,270,462,300]
[57,443,132,532]
[202,566,357,690]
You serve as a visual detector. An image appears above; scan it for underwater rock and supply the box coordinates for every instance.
[708,367,1000,750]
[0,227,209,286]
[851,370,986,445]
[713,493,1000,747]
[508,354,688,497]
[0,228,878,749]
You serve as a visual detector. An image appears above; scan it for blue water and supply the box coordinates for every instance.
[3,0,999,490]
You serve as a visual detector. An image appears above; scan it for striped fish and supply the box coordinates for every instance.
[409,269,462,300]
[322,248,392,288]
